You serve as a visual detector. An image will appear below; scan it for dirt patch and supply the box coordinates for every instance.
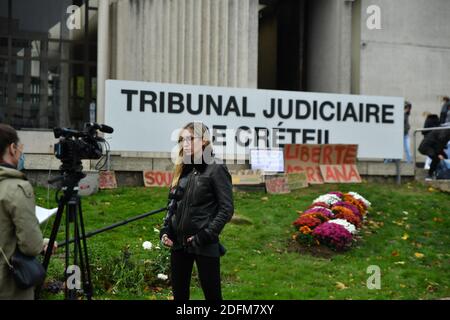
[286,239,346,259]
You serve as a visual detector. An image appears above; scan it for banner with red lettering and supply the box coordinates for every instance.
[99,171,118,189]
[319,164,362,183]
[143,170,173,187]
[284,144,360,184]
[284,144,324,184]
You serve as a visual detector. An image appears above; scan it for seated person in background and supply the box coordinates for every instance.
[421,113,440,169]
[418,126,450,180]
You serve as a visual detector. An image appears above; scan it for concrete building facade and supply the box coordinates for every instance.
[1,0,449,180]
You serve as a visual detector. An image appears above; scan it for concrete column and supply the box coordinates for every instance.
[97,0,110,125]
[111,0,258,88]
[218,0,229,87]
[209,1,220,86]
[227,0,238,87]
[200,0,211,85]
[306,0,352,93]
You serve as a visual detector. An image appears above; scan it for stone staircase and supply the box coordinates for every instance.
[415,168,450,193]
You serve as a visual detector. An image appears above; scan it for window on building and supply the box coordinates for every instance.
[0,0,97,130]
[258,0,306,91]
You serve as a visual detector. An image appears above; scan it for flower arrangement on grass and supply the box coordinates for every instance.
[328,218,357,235]
[332,206,362,228]
[332,201,362,219]
[303,207,334,218]
[292,191,371,251]
[307,202,330,209]
[293,215,322,229]
[312,222,353,250]
[343,193,368,216]
[312,194,341,207]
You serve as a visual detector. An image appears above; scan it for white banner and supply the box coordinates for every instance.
[105,80,404,159]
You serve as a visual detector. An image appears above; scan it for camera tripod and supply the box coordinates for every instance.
[39,171,93,300]
[37,171,168,300]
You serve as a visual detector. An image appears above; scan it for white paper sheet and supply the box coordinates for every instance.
[36,206,58,224]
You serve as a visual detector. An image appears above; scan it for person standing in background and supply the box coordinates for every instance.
[403,101,412,163]
[439,96,450,124]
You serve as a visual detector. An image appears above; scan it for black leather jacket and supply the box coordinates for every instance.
[161,160,234,256]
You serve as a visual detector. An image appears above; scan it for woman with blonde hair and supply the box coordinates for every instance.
[160,121,234,300]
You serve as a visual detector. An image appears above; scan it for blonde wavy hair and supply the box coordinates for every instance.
[171,122,212,188]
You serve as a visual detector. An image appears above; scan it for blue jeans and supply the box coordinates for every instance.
[404,134,412,163]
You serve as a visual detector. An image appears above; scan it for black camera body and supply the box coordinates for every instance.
[54,129,103,162]
[52,123,113,174]
[53,123,113,161]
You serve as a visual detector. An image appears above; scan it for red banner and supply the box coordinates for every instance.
[143,170,173,187]
[284,144,324,184]
[99,171,118,189]
[265,176,290,194]
[284,144,359,184]
[319,164,362,183]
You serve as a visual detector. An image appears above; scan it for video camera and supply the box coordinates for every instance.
[53,123,113,164]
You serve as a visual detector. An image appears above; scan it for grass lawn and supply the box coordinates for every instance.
[35,181,450,300]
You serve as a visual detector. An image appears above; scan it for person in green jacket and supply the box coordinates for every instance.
[0,124,45,300]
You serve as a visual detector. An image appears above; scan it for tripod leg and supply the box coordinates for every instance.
[36,199,66,299]
[65,199,71,299]
[74,205,88,300]
[77,199,93,300]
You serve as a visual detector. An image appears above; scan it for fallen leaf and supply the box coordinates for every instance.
[413,242,423,248]
[414,252,425,259]
[433,217,444,223]
[399,284,406,288]
[401,233,409,240]
[261,197,269,201]
[394,261,405,265]
[391,250,400,257]
[335,282,348,290]
[428,187,434,192]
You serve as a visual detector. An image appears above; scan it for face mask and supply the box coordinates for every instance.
[17,153,25,171]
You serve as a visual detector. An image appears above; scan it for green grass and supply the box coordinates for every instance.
[35,181,450,300]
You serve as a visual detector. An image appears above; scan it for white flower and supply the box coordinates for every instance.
[157,273,168,281]
[329,219,357,234]
[153,228,160,233]
[348,192,371,208]
[142,241,153,250]
[313,194,341,206]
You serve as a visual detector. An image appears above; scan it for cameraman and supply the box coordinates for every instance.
[160,122,234,300]
[0,124,51,300]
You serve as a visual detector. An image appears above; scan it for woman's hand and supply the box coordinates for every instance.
[187,236,194,245]
[438,154,445,160]
[161,234,173,247]
[43,238,58,255]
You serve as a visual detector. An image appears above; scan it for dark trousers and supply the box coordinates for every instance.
[170,250,222,300]
[429,152,448,176]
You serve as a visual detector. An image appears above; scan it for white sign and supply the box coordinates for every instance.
[105,80,404,159]
[250,149,284,172]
